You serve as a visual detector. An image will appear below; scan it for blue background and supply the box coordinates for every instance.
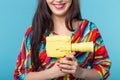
[0,0,120,80]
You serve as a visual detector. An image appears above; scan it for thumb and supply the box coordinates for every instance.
[70,52,76,56]
[66,52,76,61]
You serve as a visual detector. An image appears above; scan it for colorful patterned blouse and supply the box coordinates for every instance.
[14,19,111,80]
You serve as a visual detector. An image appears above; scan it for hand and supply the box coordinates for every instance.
[50,60,67,78]
[57,52,83,78]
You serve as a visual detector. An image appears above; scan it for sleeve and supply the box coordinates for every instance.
[89,23,111,80]
[14,27,33,80]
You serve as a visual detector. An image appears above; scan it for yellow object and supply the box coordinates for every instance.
[46,36,94,58]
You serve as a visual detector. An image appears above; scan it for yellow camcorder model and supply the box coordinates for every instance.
[46,36,94,58]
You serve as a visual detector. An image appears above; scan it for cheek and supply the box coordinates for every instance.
[66,0,72,9]
[46,0,53,9]
[68,0,72,4]
[46,0,52,6]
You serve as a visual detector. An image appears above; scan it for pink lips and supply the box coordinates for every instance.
[54,4,65,9]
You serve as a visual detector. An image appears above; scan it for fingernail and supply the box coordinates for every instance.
[57,64,59,66]
[58,61,60,63]
[64,55,66,57]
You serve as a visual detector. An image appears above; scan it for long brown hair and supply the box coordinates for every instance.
[31,0,82,71]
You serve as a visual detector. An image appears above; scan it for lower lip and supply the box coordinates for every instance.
[54,4,65,10]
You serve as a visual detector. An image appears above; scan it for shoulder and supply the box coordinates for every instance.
[23,26,32,50]
[24,26,32,38]
[80,19,99,32]
[79,19,101,39]
[81,19,97,28]
[23,26,32,44]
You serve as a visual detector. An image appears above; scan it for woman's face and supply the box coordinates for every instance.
[46,0,72,16]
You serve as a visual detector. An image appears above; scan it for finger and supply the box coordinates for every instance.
[59,59,73,65]
[60,69,75,74]
[57,57,67,63]
[58,64,75,70]
[65,53,77,61]
[70,52,76,55]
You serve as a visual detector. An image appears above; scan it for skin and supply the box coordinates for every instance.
[57,52,100,80]
[25,0,100,80]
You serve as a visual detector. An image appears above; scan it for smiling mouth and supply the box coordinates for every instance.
[53,4,65,9]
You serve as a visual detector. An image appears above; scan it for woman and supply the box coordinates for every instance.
[14,0,111,80]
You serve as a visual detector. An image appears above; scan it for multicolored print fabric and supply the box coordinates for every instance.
[14,19,111,80]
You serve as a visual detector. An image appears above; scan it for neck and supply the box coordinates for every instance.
[52,14,66,31]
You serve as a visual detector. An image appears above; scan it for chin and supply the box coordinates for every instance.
[52,11,67,16]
